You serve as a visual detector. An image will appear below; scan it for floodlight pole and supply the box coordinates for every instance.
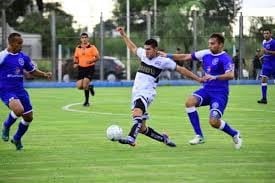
[153,0,157,36]
[1,0,15,49]
[126,0,131,80]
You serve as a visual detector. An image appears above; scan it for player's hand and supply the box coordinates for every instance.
[197,77,206,83]
[203,74,217,81]
[263,48,270,54]
[157,51,167,57]
[116,27,126,36]
[73,63,78,68]
[44,72,52,80]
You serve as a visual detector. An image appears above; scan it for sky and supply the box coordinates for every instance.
[44,0,275,33]
[44,0,115,32]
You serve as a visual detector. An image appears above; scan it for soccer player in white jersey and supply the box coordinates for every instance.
[116,27,204,147]
[160,33,242,149]
[0,33,52,150]
[257,28,275,104]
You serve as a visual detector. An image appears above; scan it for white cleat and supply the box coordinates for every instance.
[189,135,205,145]
[233,132,242,150]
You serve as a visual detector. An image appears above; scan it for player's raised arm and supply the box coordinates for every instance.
[116,27,137,55]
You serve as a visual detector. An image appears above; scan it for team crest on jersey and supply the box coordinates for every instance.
[155,61,161,66]
[212,58,219,65]
[18,58,24,66]
[212,102,219,109]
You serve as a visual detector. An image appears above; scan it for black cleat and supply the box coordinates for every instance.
[257,99,267,104]
[163,134,176,147]
[90,86,95,96]
[83,102,90,107]
[118,138,136,147]
[11,139,23,150]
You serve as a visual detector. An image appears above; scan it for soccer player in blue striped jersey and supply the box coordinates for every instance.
[116,27,204,147]
[257,28,275,104]
[161,33,242,149]
[0,33,52,150]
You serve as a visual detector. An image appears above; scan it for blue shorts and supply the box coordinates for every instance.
[0,89,33,114]
[260,65,275,79]
[193,88,228,118]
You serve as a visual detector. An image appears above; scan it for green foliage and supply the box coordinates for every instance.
[5,1,80,57]
[4,0,32,26]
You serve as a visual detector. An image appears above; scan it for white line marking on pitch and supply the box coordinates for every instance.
[62,103,129,116]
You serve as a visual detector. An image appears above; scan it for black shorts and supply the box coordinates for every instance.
[77,66,95,80]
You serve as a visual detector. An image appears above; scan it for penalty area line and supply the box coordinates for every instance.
[62,103,129,116]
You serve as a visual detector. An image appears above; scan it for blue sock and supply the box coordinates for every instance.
[261,83,267,100]
[13,120,30,141]
[3,111,18,129]
[219,120,238,137]
[186,107,203,137]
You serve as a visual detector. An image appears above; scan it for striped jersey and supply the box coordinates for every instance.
[133,47,176,94]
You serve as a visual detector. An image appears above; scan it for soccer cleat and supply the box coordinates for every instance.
[11,139,23,150]
[118,137,136,147]
[233,132,242,150]
[90,86,95,96]
[189,135,205,145]
[1,125,10,141]
[162,134,176,147]
[83,102,90,107]
[257,99,267,104]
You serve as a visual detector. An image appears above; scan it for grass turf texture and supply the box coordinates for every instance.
[0,85,274,183]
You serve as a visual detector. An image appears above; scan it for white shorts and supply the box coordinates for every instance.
[131,92,156,121]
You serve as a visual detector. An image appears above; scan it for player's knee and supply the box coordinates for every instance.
[132,108,143,117]
[209,118,220,128]
[185,96,196,107]
[13,109,24,117]
[22,113,33,122]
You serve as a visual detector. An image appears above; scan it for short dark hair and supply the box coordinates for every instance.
[210,33,225,44]
[144,39,158,48]
[80,32,89,37]
[8,32,21,43]
[263,28,271,33]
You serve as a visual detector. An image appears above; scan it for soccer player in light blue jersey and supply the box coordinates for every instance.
[161,33,242,149]
[257,28,275,104]
[0,33,52,150]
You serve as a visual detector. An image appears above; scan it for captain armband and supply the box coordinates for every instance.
[166,53,174,59]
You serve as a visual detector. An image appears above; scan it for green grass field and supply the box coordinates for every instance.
[0,85,274,183]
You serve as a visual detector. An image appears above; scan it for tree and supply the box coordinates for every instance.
[15,2,80,57]
[112,0,241,52]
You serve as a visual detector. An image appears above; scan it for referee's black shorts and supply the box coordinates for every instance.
[77,66,95,80]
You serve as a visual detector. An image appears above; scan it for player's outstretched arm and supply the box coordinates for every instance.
[158,51,192,61]
[116,27,137,55]
[203,70,234,81]
[176,66,204,83]
[30,69,52,80]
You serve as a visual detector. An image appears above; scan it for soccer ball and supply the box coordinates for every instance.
[106,125,123,141]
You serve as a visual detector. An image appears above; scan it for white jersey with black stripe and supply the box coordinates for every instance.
[132,47,176,96]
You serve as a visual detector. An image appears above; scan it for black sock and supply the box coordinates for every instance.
[128,116,142,140]
[142,126,164,142]
[90,85,95,96]
[84,90,89,103]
